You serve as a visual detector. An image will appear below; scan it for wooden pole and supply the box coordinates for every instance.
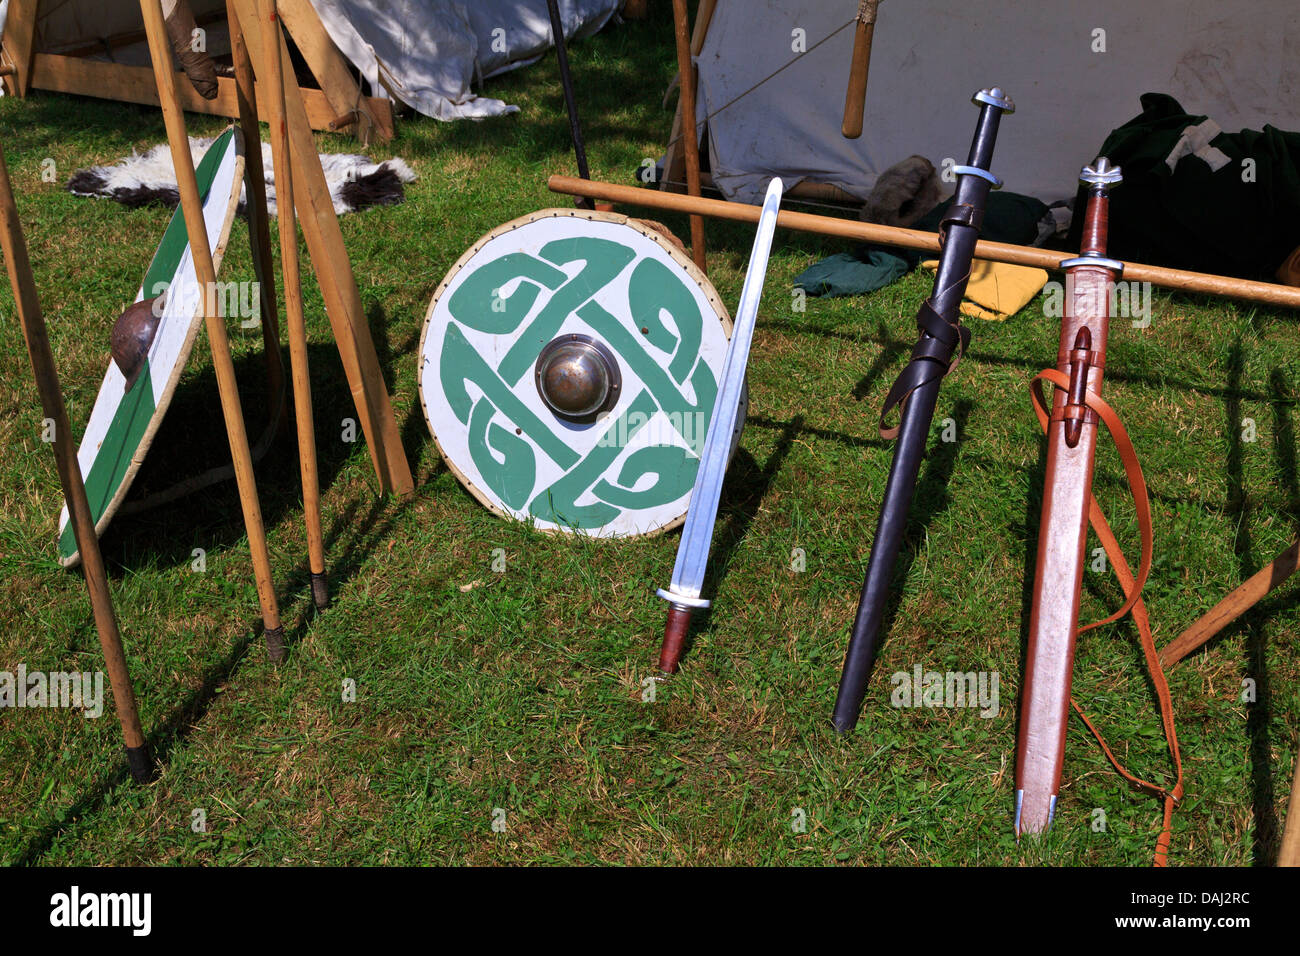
[227,0,287,437]
[670,0,706,272]
[547,175,1300,309]
[660,0,716,195]
[259,0,329,610]
[0,145,153,782]
[1282,750,1300,866]
[841,0,879,139]
[139,0,287,660]
[228,0,414,496]
[1159,539,1300,668]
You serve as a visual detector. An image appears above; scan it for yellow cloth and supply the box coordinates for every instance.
[920,258,1048,321]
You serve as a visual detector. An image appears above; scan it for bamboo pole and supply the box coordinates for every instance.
[548,175,1300,309]
[0,145,153,782]
[670,0,706,272]
[1282,751,1300,866]
[227,0,286,436]
[1160,540,1300,668]
[139,0,286,660]
[259,0,328,610]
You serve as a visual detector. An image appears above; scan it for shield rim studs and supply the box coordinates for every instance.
[533,332,623,424]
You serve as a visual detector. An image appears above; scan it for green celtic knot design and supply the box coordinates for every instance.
[439,233,718,531]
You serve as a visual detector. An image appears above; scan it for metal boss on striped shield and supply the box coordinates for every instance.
[418,210,740,537]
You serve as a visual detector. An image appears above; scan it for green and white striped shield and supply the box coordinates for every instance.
[57,128,244,566]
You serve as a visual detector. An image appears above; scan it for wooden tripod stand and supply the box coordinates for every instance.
[135,0,413,660]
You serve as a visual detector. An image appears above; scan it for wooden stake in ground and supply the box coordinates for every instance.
[259,0,329,610]
[140,0,287,660]
[0,144,153,783]
[671,0,706,272]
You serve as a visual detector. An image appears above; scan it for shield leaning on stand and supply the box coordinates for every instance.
[418,209,744,537]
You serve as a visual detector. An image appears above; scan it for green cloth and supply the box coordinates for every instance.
[793,250,908,297]
[794,191,1050,298]
[1067,92,1300,279]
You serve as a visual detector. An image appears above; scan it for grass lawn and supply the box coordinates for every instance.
[1,7,1297,867]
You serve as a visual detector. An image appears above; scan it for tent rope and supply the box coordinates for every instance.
[663,18,858,154]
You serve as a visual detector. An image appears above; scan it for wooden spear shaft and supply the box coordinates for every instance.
[548,175,1300,309]
[841,0,879,139]
[226,0,286,438]
[259,0,328,610]
[1282,750,1300,866]
[0,145,153,783]
[670,0,706,272]
[1159,539,1300,668]
[139,0,286,660]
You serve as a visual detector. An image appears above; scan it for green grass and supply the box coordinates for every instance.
[1,5,1297,866]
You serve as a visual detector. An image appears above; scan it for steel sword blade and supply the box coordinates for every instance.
[656,177,784,667]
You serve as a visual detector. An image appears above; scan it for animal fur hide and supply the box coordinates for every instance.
[67,136,417,216]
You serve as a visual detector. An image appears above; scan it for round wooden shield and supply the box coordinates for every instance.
[418,209,738,537]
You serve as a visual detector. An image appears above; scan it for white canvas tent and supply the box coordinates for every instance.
[676,0,1300,205]
[311,0,622,121]
[1,0,622,140]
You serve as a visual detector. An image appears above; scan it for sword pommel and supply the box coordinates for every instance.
[972,87,1015,113]
[1080,156,1122,191]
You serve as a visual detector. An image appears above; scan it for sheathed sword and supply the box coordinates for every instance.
[656,177,785,674]
[1015,159,1125,834]
[832,87,1014,732]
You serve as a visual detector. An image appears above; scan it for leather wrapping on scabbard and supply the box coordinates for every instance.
[876,208,978,440]
[875,88,1011,439]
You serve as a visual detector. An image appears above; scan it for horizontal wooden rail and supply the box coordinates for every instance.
[548,175,1300,309]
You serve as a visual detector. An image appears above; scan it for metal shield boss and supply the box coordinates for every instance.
[419,210,743,537]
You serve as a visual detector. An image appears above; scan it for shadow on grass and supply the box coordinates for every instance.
[1221,340,1281,865]
[831,398,974,710]
[668,414,804,668]
[13,480,420,865]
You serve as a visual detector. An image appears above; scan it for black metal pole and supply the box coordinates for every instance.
[832,88,1014,733]
[546,0,593,209]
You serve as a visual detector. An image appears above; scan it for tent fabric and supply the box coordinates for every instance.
[311,0,622,121]
[1,0,621,121]
[695,0,1300,205]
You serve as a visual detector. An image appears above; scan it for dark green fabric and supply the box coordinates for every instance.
[1066,92,1300,279]
[793,250,908,297]
[891,191,1050,269]
[794,191,1050,297]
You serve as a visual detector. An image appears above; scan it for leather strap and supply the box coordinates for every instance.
[942,201,984,233]
[1030,369,1184,866]
[879,285,971,439]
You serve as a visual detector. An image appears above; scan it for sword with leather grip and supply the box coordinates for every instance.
[1015,158,1124,834]
[656,178,784,674]
[831,87,1013,732]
